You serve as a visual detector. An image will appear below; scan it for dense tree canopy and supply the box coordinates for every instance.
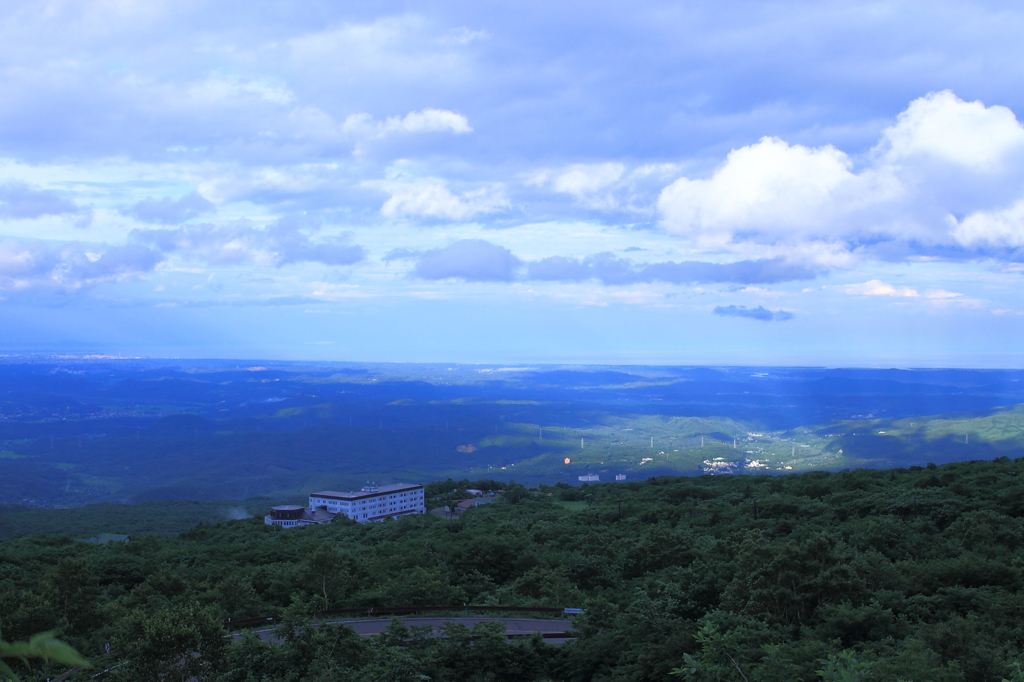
[3,459,1024,680]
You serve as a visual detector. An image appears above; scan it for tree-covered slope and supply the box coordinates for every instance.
[2,459,1024,680]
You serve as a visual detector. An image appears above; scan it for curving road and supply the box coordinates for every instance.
[239,616,577,644]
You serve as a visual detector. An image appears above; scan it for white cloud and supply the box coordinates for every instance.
[924,289,963,299]
[657,91,1024,260]
[878,90,1024,171]
[396,109,472,134]
[659,136,894,247]
[736,286,786,298]
[550,163,625,196]
[342,108,472,139]
[199,166,334,204]
[951,198,1024,248]
[843,280,919,297]
[375,181,508,220]
[530,162,677,212]
[438,26,490,45]
[660,136,849,235]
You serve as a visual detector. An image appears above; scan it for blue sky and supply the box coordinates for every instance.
[3,0,1024,365]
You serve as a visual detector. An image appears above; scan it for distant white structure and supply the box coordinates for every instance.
[265,483,426,527]
[615,474,626,481]
[309,484,426,523]
[578,474,599,482]
[264,505,335,528]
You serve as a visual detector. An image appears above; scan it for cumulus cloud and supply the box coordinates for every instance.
[659,136,885,247]
[878,90,1024,171]
[123,191,215,224]
[377,181,509,220]
[550,163,626,196]
[132,216,365,268]
[0,239,162,292]
[0,181,91,226]
[713,305,793,322]
[951,198,1024,248]
[527,253,817,285]
[658,91,1024,262]
[411,239,521,282]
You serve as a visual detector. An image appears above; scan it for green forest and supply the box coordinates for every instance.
[4,459,1024,681]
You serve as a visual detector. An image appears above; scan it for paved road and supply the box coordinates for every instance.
[239,617,576,644]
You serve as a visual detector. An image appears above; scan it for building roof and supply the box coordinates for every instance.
[310,483,423,500]
[264,507,336,525]
[301,508,336,523]
[75,533,131,544]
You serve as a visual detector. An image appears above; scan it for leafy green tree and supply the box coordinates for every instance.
[504,483,529,505]
[113,601,226,682]
[43,556,97,635]
[7,460,1024,681]
[815,650,873,681]
[0,591,56,643]
[671,622,756,682]
[362,645,427,682]
[213,572,263,619]
[304,542,346,609]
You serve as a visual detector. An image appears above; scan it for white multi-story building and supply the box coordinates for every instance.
[309,483,426,523]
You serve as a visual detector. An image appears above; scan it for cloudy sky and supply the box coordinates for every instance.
[3,0,1024,365]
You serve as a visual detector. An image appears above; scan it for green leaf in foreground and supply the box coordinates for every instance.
[0,629,91,681]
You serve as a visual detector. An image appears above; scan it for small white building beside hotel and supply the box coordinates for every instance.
[309,483,426,523]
